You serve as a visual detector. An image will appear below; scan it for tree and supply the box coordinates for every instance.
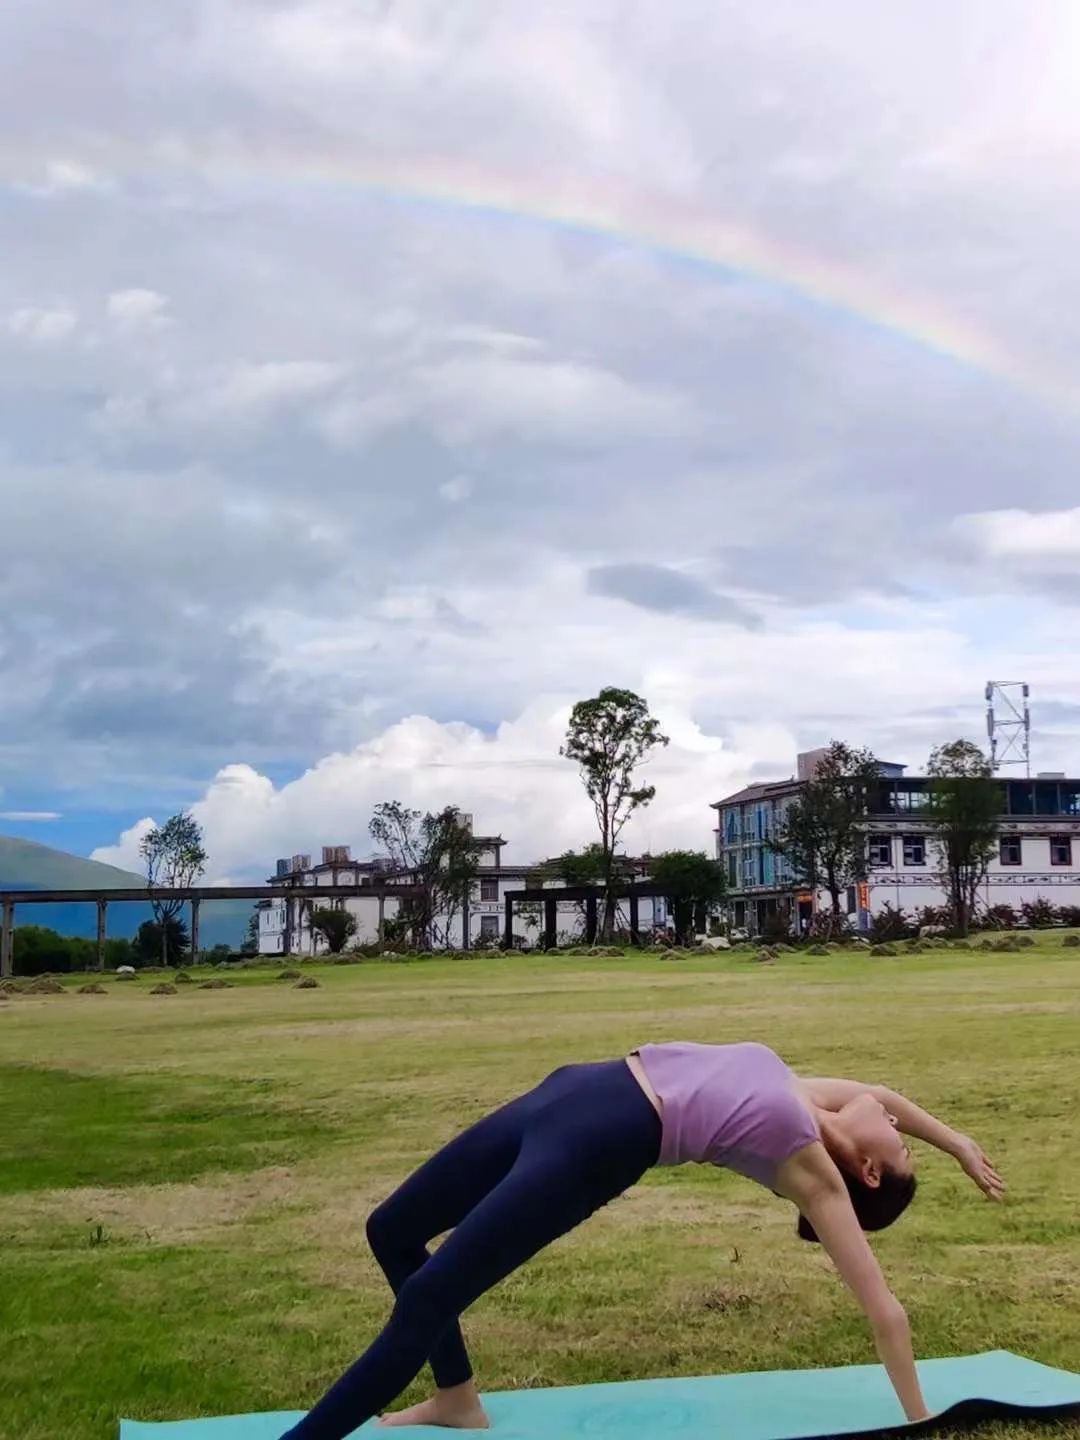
[648,850,726,944]
[140,813,207,967]
[561,688,669,940]
[771,741,880,929]
[241,909,260,955]
[132,917,191,967]
[527,845,633,942]
[311,906,358,954]
[369,803,485,950]
[926,740,1000,937]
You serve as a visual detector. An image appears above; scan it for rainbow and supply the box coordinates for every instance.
[120,142,1080,412]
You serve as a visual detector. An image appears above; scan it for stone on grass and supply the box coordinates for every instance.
[114,971,137,981]
[150,983,178,995]
[199,977,234,990]
[78,983,108,994]
[1063,934,1080,948]
[294,976,320,990]
[277,968,302,980]
[870,944,896,958]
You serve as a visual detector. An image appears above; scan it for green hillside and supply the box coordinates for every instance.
[0,834,249,946]
[0,833,144,890]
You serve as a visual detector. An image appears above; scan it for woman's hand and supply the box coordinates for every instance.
[950,1133,1005,1200]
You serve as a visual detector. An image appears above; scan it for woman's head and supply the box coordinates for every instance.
[800,1092,917,1243]
[797,1166,917,1242]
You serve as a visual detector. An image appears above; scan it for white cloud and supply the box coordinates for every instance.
[0,810,61,822]
[957,506,1080,563]
[415,353,699,445]
[90,816,156,870]
[106,288,172,335]
[8,305,77,342]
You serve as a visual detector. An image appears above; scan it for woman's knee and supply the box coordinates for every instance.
[392,1268,455,1335]
[365,1197,402,1257]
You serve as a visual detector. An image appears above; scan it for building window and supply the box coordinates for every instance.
[1000,836,1022,866]
[1051,836,1072,867]
[846,886,857,915]
[479,914,500,940]
[868,834,892,867]
[727,852,738,886]
[902,835,926,867]
[479,878,499,902]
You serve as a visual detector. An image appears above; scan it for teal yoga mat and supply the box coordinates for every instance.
[119,1350,1080,1440]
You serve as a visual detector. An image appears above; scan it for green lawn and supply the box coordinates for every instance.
[1,946,1078,1440]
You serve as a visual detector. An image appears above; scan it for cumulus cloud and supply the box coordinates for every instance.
[106,288,172,335]
[956,506,1080,564]
[9,305,77,342]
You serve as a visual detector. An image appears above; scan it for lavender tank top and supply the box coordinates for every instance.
[635,1041,820,1188]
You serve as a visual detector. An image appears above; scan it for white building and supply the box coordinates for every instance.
[257,834,668,956]
[712,754,1080,935]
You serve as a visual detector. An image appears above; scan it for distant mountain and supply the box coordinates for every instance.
[0,834,250,946]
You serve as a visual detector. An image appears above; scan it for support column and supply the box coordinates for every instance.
[1,900,14,979]
[629,891,640,947]
[96,898,108,971]
[503,893,514,951]
[544,895,557,950]
[190,898,200,965]
[460,886,470,952]
[377,892,386,946]
[283,897,293,957]
[585,894,598,945]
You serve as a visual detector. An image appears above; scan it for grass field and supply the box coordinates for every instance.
[1,945,1079,1440]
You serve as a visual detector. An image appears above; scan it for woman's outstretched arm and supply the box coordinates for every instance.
[801,1076,1006,1200]
[784,1153,929,1423]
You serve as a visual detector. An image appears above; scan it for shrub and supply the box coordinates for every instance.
[870,904,914,943]
[198,978,234,990]
[78,983,107,994]
[294,977,320,989]
[1020,897,1057,929]
[1055,905,1080,928]
[277,968,302,980]
[984,904,1018,931]
[870,944,897,957]
[1063,935,1080,949]
[150,983,177,995]
[914,905,951,931]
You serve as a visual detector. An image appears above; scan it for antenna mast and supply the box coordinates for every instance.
[985,681,1030,775]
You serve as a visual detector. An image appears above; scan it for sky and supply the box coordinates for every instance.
[3,1,1080,881]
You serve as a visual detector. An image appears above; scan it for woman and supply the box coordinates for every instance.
[281,1041,1004,1440]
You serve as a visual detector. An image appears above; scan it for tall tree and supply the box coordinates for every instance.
[140,813,207,967]
[369,803,484,950]
[648,850,726,944]
[561,688,669,940]
[926,740,1001,937]
[310,906,358,954]
[771,741,880,929]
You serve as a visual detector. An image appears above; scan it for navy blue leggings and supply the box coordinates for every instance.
[280,1059,661,1440]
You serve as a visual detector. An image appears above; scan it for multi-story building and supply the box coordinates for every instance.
[712,752,1080,935]
[258,830,668,955]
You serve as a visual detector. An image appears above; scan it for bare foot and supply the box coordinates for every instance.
[379,1393,490,1430]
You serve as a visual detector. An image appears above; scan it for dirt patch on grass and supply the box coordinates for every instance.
[16,1165,307,1243]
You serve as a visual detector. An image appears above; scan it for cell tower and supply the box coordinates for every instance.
[985,681,1030,775]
